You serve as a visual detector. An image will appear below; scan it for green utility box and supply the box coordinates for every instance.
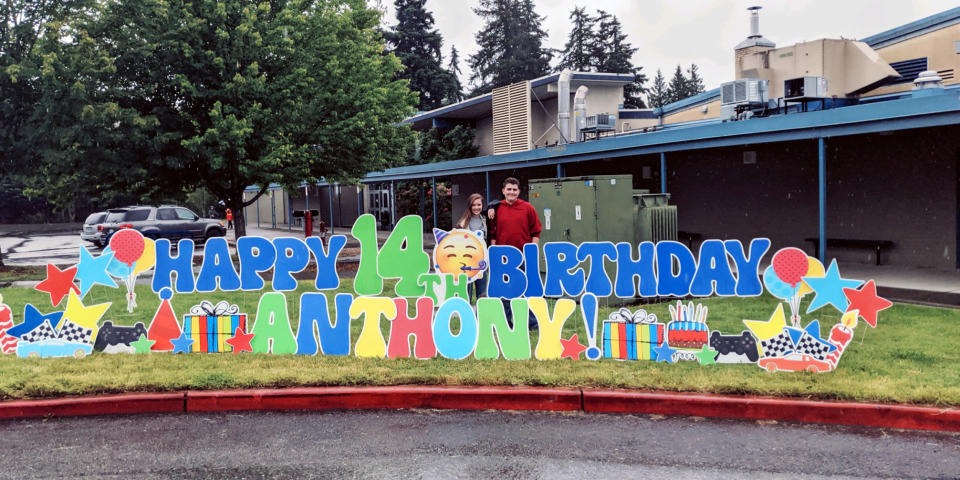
[528,175,678,303]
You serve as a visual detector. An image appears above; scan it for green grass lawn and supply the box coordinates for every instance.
[1,278,958,406]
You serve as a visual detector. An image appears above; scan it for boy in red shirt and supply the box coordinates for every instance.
[488,177,542,328]
[490,178,541,248]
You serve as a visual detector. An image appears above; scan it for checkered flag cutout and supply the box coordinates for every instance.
[20,321,58,343]
[57,320,94,344]
[794,333,833,361]
[760,329,794,358]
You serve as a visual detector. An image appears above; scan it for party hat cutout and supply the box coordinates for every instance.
[148,288,181,351]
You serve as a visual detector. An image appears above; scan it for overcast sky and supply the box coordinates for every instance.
[381,1,958,95]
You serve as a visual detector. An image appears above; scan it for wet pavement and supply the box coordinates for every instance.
[0,409,957,479]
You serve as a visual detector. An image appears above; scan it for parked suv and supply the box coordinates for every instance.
[81,211,108,247]
[97,205,226,245]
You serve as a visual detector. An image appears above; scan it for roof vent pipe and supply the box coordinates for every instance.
[749,6,760,37]
[913,70,945,97]
[573,85,589,142]
[557,70,572,144]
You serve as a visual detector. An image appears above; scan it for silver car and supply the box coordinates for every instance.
[80,211,108,247]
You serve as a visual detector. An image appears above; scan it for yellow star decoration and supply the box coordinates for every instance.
[743,303,787,341]
[63,290,111,335]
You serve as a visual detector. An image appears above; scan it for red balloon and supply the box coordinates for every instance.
[772,247,809,287]
[110,229,145,267]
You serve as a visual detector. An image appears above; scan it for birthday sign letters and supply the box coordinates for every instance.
[4,214,891,371]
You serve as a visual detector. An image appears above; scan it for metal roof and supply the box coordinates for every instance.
[363,89,960,182]
[861,6,960,49]
[401,71,635,130]
[654,87,721,116]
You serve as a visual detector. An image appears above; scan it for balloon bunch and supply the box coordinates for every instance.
[763,247,825,327]
[104,229,156,313]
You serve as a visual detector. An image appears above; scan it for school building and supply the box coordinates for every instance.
[246,6,960,271]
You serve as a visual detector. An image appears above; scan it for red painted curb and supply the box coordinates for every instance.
[582,389,960,432]
[186,386,582,413]
[0,393,184,420]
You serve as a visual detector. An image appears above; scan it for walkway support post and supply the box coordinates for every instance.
[390,180,396,229]
[328,184,335,234]
[660,152,667,193]
[485,172,491,204]
[556,164,564,178]
[432,177,438,230]
[818,137,826,264]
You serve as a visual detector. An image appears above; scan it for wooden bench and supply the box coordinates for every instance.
[804,238,894,266]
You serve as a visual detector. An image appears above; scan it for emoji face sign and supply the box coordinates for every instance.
[433,229,487,280]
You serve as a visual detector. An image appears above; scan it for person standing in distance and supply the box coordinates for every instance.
[491,178,541,248]
[455,193,489,302]
[490,177,541,328]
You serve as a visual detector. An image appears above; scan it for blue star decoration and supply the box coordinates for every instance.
[804,259,862,314]
[6,304,64,338]
[171,331,194,354]
[654,342,677,363]
[75,247,117,298]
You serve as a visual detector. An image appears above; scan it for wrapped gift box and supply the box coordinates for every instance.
[602,321,664,360]
[182,314,247,353]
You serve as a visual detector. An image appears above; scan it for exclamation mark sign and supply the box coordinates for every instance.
[581,293,601,360]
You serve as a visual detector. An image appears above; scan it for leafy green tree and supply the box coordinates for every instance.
[383,0,458,111]
[647,68,669,109]
[555,6,595,72]
[468,0,552,95]
[591,10,645,108]
[83,0,416,238]
[0,0,133,220]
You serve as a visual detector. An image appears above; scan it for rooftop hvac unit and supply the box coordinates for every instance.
[784,76,828,100]
[720,78,767,105]
[585,113,616,130]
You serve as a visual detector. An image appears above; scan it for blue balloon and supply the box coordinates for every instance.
[763,265,796,300]
[103,246,135,278]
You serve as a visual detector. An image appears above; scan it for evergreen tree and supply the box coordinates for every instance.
[468,0,552,95]
[555,6,595,72]
[383,0,458,111]
[685,63,705,96]
[446,45,464,103]
[647,68,669,109]
[667,64,688,104]
[591,11,645,108]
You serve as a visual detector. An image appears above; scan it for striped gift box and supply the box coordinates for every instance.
[602,321,664,360]
[182,315,247,353]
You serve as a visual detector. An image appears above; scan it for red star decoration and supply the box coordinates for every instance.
[34,264,80,307]
[560,334,588,360]
[843,280,892,328]
[225,327,255,354]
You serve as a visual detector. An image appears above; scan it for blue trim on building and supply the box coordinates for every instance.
[400,93,492,126]
[655,88,721,116]
[861,7,960,49]
[619,110,658,119]
[363,91,960,182]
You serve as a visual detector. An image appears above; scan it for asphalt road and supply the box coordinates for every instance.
[1,409,957,479]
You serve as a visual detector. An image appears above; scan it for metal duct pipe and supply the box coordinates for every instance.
[557,69,572,144]
[573,85,589,142]
[748,6,761,37]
